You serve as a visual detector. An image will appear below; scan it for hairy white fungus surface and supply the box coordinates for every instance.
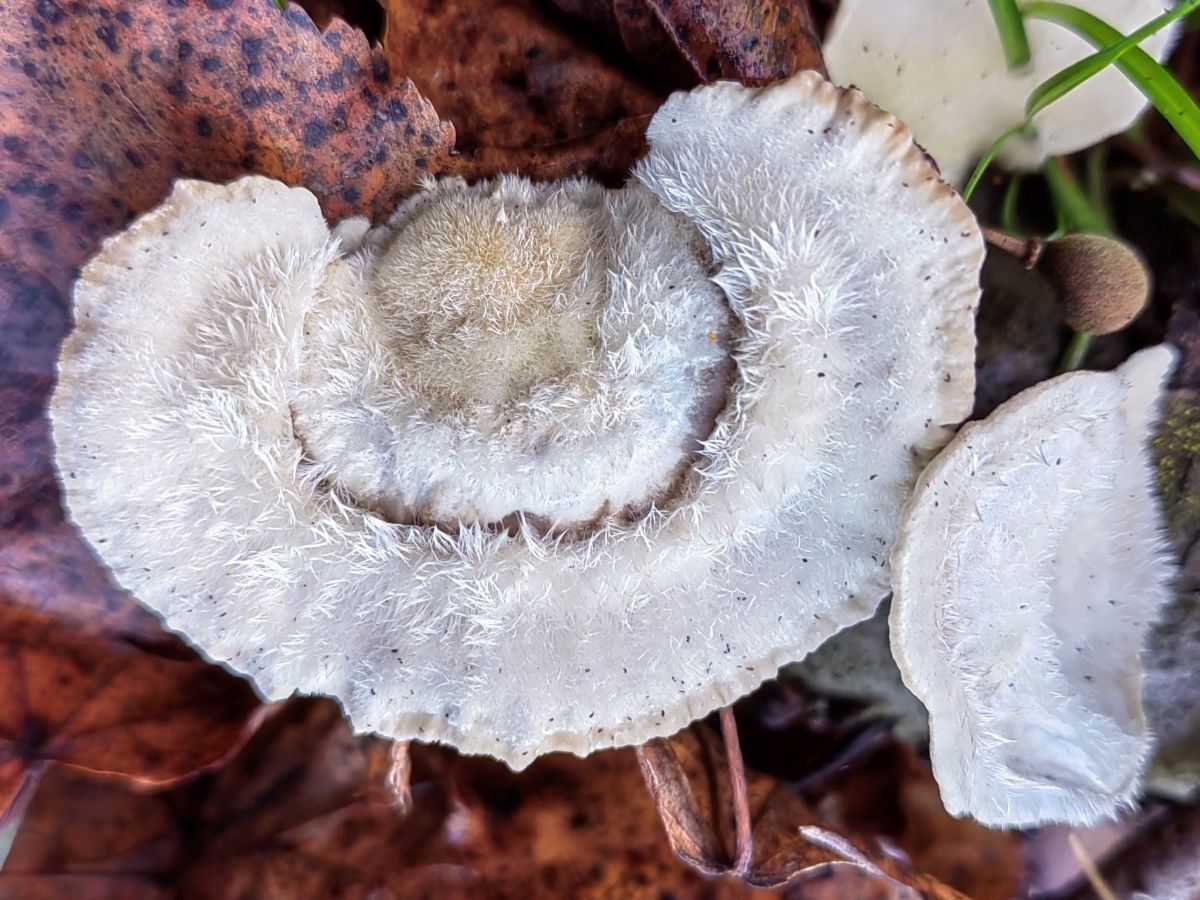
[825,0,1179,184]
[890,346,1178,827]
[53,71,981,768]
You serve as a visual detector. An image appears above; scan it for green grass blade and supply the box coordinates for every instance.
[1043,157,1112,235]
[1022,0,1197,116]
[963,124,1030,200]
[1000,173,1025,233]
[988,0,1033,67]
[1022,0,1200,161]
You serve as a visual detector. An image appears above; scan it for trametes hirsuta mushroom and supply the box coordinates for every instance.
[824,0,1180,184]
[52,71,982,768]
[890,346,1178,827]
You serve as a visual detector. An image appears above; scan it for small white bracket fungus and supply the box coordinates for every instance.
[825,0,1180,185]
[890,346,1179,827]
[52,71,981,768]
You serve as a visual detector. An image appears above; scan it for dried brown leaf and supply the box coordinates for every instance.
[636,738,726,873]
[4,699,770,898]
[0,604,259,822]
[0,0,453,377]
[382,0,662,183]
[552,0,824,85]
[637,725,970,897]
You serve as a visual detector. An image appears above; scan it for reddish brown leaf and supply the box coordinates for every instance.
[381,0,664,183]
[552,0,824,86]
[638,725,971,897]
[805,742,1025,900]
[0,373,163,640]
[1,766,179,897]
[0,0,453,377]
[636,738,726,874]
[4,699,774,898]
[0,604,259,810]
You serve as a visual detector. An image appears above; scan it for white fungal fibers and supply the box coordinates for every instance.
[52,72,982,769]
[890,346,1178,827]
[292,175,733,529]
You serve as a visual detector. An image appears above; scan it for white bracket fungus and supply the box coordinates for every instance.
[52,71,981,768]
[825,0,1180,185]
[890,346,1178,827]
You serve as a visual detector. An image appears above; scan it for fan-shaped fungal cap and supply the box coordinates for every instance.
[825,0,1180,184]
[890,346,1178,827]
[52,71,981,768]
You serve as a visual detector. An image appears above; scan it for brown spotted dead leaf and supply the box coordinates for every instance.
[551,0,824,86]
[0,0,453,377]
[637,723,976,898]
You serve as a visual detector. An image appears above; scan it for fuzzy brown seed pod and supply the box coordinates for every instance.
[1040,233,1151,335]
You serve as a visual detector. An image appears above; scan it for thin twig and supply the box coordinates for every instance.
[791,722,893,795]
[982,225,1045,268]
[1068,834,1119,900]
[718,706,753,877]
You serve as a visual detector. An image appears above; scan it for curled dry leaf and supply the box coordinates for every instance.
[550,0,824,86]
[4,698,770,899]
[0,604,259,818]
[636,725,967,897]
[381,0,663,183]
[0,0,453,377]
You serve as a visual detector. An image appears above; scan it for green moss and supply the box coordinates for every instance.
[1153,392,1200,543]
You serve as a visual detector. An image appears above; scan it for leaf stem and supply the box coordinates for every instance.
[719,707,753,878]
